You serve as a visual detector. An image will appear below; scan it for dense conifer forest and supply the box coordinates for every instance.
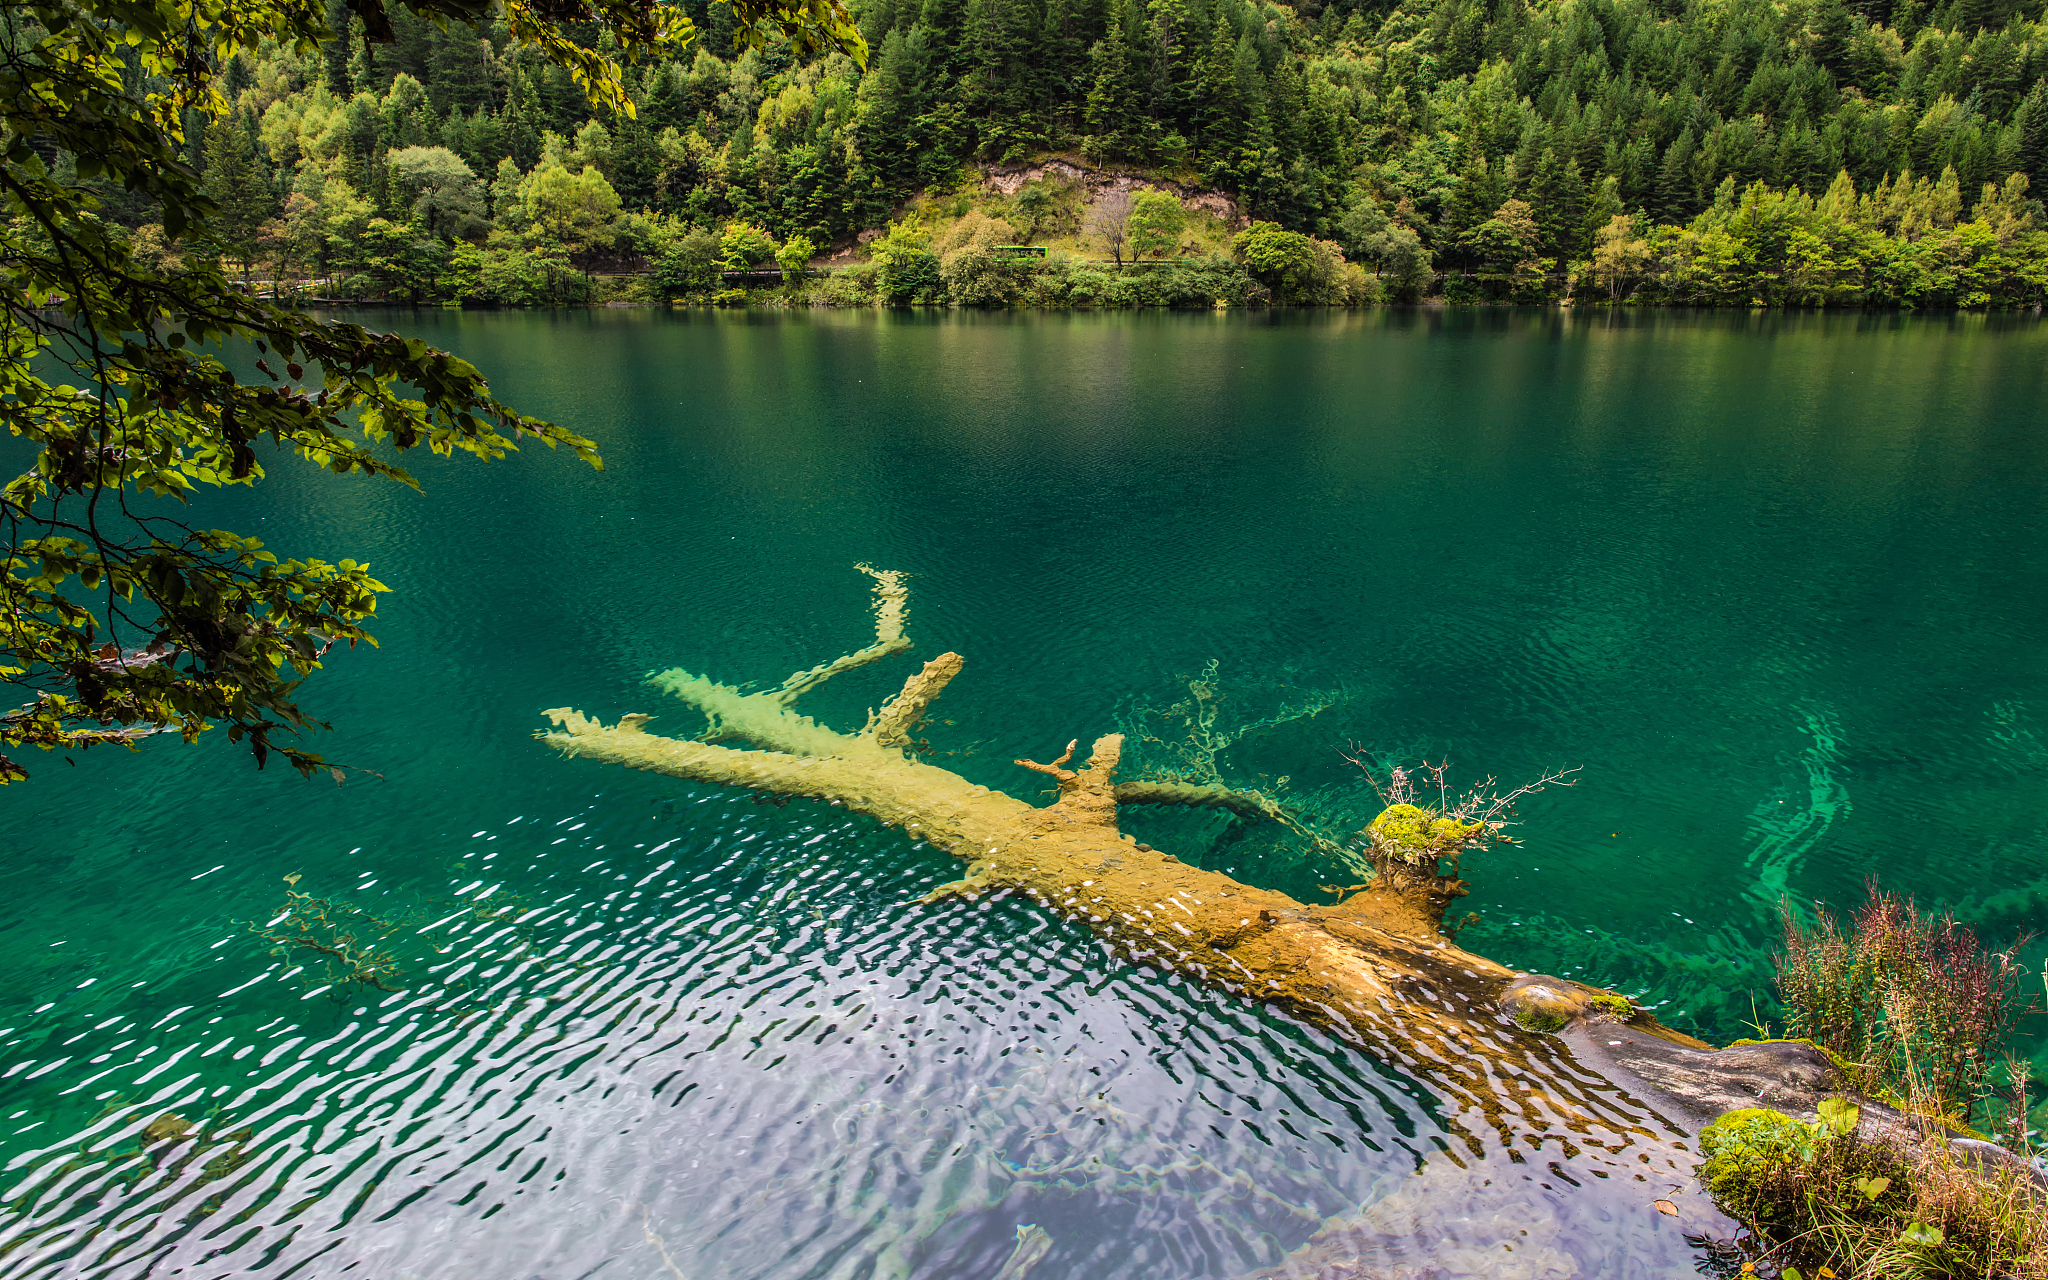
[140,0,2048,303]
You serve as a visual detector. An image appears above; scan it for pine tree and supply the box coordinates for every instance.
[1580,173,1623,250]
[1192,18,1244,158]
[1818,168,1861,222]
[1968,29,2021,123]
[223,51,254,99]
[203,111,272,283]
[2016,80,2048,194]
[1655,128,1700,223]
[540,63,586,136]
[1146,0,1196,135]
[1776,123,1827,194]
[1810,0,1853,72]
[1084,20,1145,161]
[427,28,493,115]
[346,17,378,95]
[1267,54,1307,163]
[388,6,434,82]
[477,110,510,167]
[1443,0,1485,76]
[1529,147,1587,258]
[1441,151,1499,255]
[917,0,973,85]
[502,64,544,169]
[860,0,909,50]
[321,0,352,95]
[490,155,524,222]
[607,117,664,209]
[1574,103,1607,176]
[440,106,470,162]
[1231,30,1268,141]
[1038,0,1104,141]
[959,0,1045,160]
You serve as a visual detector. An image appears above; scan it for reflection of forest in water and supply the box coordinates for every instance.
[1,311,2044,1278]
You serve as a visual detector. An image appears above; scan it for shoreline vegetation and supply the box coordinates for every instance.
[129,0,2048,311]
[198,166,2048,309]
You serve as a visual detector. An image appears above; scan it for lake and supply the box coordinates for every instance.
[1,308,2043,1279]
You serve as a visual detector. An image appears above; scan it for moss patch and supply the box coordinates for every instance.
[1366,803,1483,865]
[1589,991,1634,1020]
[1698,1108,1813,1221]
[1513,1005,1572,1033]
[1726,1036,1859,1077]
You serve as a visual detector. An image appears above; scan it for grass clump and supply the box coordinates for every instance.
[1698,1099,2048,1280]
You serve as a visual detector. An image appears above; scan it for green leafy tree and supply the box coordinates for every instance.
[1588,214,1650,299]
[352,217,452,300]
[776,233,817,279]
[0,0,864,784]
[867,221,944,301]
[388,146,488,241]
[1463,198,1541,273]
[515,161,626,268]
[719,220,780,268]
[1127,189,1187,258]
[653,226,726,297]
[1339,196,1433,301]
[1232,219,1349,301]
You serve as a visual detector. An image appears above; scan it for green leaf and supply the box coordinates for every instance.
[1815,1097,1860,1137]
[1855,1175,1891,1201]
[1899,1222,1944,1246]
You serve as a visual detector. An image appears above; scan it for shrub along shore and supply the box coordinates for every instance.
[258,171,2048,309]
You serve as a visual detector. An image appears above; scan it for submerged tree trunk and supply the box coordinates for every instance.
[537,567,1892,1267]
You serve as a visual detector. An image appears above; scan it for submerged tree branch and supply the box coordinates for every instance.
[539,567,1942,1223]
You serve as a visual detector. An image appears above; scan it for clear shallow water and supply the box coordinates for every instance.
[1,308,2044,1279]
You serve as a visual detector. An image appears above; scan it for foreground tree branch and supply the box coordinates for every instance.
[0,0,864,784]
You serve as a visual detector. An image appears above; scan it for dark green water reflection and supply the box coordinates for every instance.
[0,308,2043,1278]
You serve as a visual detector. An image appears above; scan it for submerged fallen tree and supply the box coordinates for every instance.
[535,566,2019,1273]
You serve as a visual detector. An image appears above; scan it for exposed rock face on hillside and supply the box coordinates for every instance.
[982,159,1243,224]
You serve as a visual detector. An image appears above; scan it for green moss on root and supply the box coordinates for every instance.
[1366,803,1483,865]
[1589,992,1634,1020]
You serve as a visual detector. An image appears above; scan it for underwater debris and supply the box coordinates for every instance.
[245,882,411,993]
[992,1224,1053,1280]
[1114,658,1361,872]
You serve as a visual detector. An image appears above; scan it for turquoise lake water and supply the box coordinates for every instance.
[1,308,2044,1278]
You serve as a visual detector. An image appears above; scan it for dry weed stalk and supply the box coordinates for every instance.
[1774,881,2035,1130]
[1341,749,1579,901]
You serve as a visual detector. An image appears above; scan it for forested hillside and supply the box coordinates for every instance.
[154,0,2048,303]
